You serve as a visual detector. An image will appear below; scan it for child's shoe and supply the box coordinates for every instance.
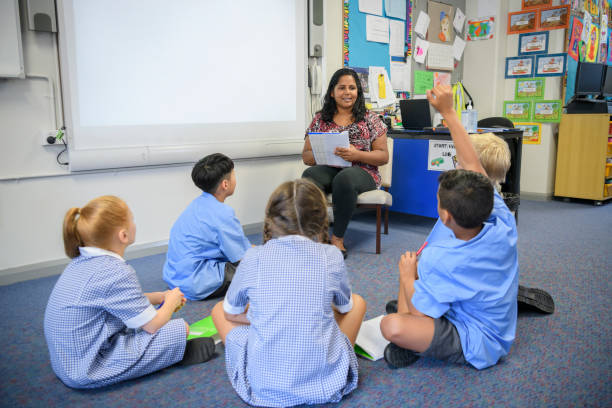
[384,343,420,369]
[517,285,555,314]
[178,337,216,366]
[385,299,398,314]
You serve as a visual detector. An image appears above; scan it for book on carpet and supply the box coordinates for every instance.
[354,315,390,361]
[187,315,221,344]
[308,131,351,167]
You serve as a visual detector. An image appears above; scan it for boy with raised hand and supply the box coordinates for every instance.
[380,85,519,369]
[163,153,251,300]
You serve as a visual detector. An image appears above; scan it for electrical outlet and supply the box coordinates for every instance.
[42,130,63,146]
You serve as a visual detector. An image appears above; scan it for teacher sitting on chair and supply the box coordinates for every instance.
[302,68,389,258]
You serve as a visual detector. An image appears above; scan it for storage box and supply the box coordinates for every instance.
[606,163,612,178]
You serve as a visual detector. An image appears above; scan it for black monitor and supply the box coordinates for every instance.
[602,65,612,97]
[575,62,605,96]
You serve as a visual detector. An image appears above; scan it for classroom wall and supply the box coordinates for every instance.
[463,0,561,197]
[0,1,311,276]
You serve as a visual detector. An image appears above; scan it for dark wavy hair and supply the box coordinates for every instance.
[320,68,366,123]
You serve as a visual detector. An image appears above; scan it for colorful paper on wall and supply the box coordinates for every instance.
[413,37,430,63]
[467,17,495,41]
[454,8,466,33]
[586,23,599,62]
[414,11,431,38]
[568,16,583,61]
[433,71,451,87]
[453,36,466,60]
[515,123,541,145]
[414,70,434,94]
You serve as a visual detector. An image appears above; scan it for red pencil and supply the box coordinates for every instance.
[416,241,428,256]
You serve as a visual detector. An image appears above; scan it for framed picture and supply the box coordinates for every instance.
[532,100,562,122]
[503,101,532,121]
[467,17,495,41]
[522,0,553,9]
[538,5,570,31]
[516,77,546,99]
[515,123,542,145]
[508,10,538,34]
[518,31,549,55]
[505,56,535,78]
[567,16,583,61]
[535,53,566,76]
[428,1,455,44]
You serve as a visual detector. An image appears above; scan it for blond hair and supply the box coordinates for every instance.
[263,179,329,244]
[469,133,511,190]
[63,195,130,258]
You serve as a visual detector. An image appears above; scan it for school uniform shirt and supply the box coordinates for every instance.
[222,235,358,408]
[412,189,519,369]
[44,247,187,389]
[163,191,251,300]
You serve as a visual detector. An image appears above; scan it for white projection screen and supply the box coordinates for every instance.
[57,0,307,171]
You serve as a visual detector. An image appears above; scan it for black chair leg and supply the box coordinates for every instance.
[376,205,381,254]
[384,206,389,235]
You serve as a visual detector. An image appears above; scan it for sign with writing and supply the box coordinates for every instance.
[428,140,457,171]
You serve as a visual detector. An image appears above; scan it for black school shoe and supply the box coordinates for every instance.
[178,337,216,366]
[517,285,555,314]
[384,343,420,369]
[385,299,398,314]
[341,249,348,259]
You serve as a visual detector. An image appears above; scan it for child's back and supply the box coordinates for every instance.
[225,236,357,406]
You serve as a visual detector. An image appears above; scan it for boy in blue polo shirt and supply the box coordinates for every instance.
[380,85,519,369]
[163,153,251,300]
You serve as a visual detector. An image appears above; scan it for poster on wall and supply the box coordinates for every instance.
[567,16,583,61]
[538,5,570,31]
[516,77,546,99]
[505,56,535,78]
[522,0,553,9]
[518,31,549,55]
[535,53,566,76]
[503,101,532,121]
[586,23,600,62]
[508,10,538,34]
[515,123,542,144]
[598,15,608,64]
[608,28,612,64]
[533,100,562,122]
[428,1,455,44]
[467,16,495,40]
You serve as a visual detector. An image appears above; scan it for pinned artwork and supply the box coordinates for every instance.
[535,53,566,76]
[532,100,562,123]
[518,31,549,55]
[503,101,532,121]
[586,24,600,62]
[538,5,570,31]
[515,123,542,145]
[508,10,538,34]
[521,0,553,9]
[413,37,430,64]
[428,1,454,44]
[505,56,535,78]
[467,17,495,41]
[516,77,546,99]
[567,17,583,61]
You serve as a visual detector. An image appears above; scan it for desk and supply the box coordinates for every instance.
[387,129,523,218]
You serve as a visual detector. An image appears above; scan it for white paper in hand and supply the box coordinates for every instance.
[308,131,351,167]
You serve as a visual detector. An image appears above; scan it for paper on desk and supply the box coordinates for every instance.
[366,15,390,43]
[389,19,406,57]
[308,131,351,167]
[414,11,430,38]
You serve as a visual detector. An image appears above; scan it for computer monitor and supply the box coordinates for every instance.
[400,99,432,130]
[575,62,605,96]
[602,65,612,97]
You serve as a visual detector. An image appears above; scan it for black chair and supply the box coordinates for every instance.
[477,117,514,128]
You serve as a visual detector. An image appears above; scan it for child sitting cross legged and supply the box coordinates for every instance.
[211,179,367,407]
[163,153,251,300]
[380,85,519,370]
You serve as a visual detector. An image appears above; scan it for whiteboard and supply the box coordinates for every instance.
[57,0,308,171]
[0,0,24,78]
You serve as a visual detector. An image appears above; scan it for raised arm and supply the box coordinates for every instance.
[426,86,487,177]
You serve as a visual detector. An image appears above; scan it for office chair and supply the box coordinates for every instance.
[477,117,515,128]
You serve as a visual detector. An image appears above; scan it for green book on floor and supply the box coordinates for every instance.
[187,316,221,344]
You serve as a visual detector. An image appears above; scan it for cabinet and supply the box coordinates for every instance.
[554,113,612,203]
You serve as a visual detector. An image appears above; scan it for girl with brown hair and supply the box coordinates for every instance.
[211,179,367,407]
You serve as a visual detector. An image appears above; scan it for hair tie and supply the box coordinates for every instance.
[293,181,305,236]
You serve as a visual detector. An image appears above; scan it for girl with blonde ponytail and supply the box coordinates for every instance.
[211,179,367,407]
[45,195,215,389]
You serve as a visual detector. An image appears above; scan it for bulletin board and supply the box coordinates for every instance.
[344,0,466,96]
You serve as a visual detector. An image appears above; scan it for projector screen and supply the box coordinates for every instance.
[57,0,307,171]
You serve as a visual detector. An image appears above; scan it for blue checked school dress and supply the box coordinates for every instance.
[222,235,359,407]
[44,247,187,389]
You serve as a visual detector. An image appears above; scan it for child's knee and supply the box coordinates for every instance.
[380,314,402,341]
[210,301,224,323]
